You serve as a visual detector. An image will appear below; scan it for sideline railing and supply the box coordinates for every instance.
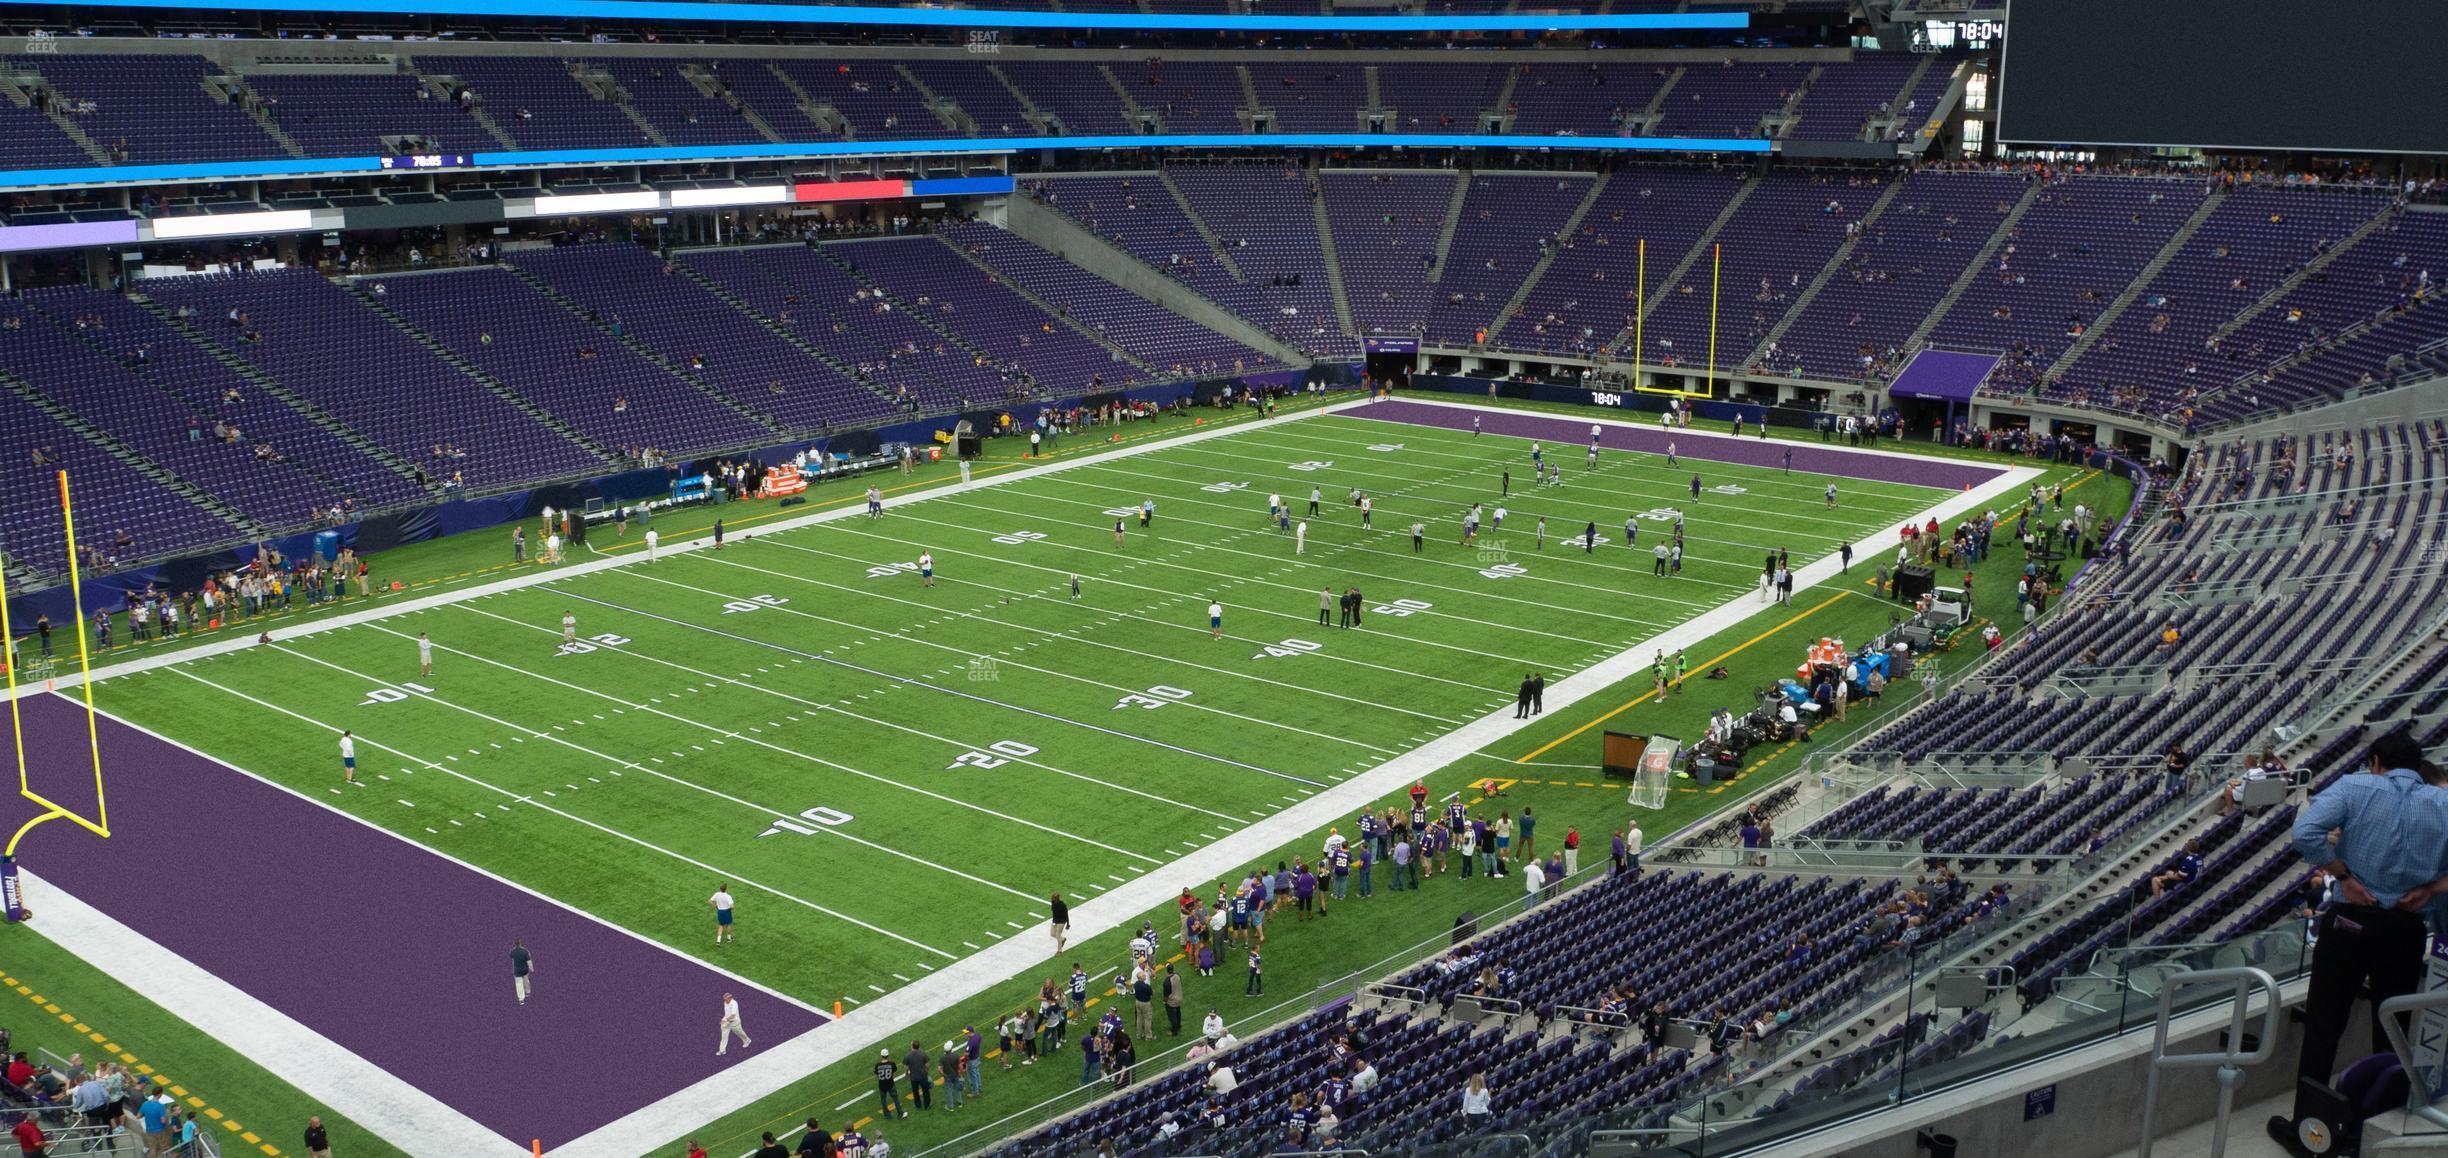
[1589,889,2052,1144]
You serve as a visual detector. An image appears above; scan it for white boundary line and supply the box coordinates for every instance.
[3,398,1372,703]
[1368,394,2013,484]
[15,865,530,1158]
[10,394,2035,1157]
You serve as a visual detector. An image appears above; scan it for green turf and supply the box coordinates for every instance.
[0,924,411,1158]
[16,397,2133,1156]
[86,411,1944,1005]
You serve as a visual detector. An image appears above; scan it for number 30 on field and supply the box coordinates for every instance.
[1112,685,1193,711]
[948,740,1039,770]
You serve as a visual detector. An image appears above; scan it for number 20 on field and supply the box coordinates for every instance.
[947,740,1039,769]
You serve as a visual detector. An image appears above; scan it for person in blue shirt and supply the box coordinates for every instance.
[2148,839,2203,897]
[2270,731,2448,1152]
[138,1094,170,1148]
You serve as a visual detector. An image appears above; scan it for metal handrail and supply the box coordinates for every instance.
[2375,989,2448,1148]
[2136,966,2282,1158]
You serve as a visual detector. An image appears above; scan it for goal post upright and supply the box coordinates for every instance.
[5,470,112,922]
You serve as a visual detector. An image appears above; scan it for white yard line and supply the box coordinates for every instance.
[1142,438,1895,548]
[971,472,1735,609]
[601,565,1388,761]
[550,581,1338,791]
[355,622,1158,876]
[555,453,2042,1158]
[1353,394,2013,479]
[442,601,1250,825]
[1250,422,1931,511]
[163,666,959,961]
[795,518,1598,663]
[5,397,1377,703]
[687,548,1482,710]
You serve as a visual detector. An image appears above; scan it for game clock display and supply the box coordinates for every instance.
[379,153,474,170]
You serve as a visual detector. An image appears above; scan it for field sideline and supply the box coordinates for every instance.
[2,395,2052,1155]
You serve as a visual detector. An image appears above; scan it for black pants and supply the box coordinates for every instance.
[2296,905,2429,1115]
[1246,968,1263,995]
[910,1077,931,1108]
[1166,1004,1182,1034]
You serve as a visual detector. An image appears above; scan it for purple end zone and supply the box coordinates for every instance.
[1349,399,2007,492]
[1,692,825,1149]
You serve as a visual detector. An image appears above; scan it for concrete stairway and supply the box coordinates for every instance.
[130,296,439,496]
[1903,178,2047,353]
[1156,171,1247,281]
[930,234,1159,375]
[343,282,626,459]
[0,368,260,536]
[214,75,306,158]
[1427,170,1472,280]
[1746,176,1910,365]
[1485,172,1613,346]
[1311,179,1357,335]
[492,262,788,438]
[669,257,907,410]
[2043,187,2231,380]
[1602,176,1760,352]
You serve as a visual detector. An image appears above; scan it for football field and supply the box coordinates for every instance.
[9,397,2023,1152]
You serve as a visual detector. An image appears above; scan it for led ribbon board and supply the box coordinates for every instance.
[39,0,1749,31]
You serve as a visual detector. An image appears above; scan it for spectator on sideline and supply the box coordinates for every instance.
[903,1041,931,1110]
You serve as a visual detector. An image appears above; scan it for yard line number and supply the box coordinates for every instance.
[1112,685,1194,711]
[554,632,632,656]
[947,740,1041,769]
[359,681,435,706]
[758,805,855,838]
[1252,638,1322,661]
